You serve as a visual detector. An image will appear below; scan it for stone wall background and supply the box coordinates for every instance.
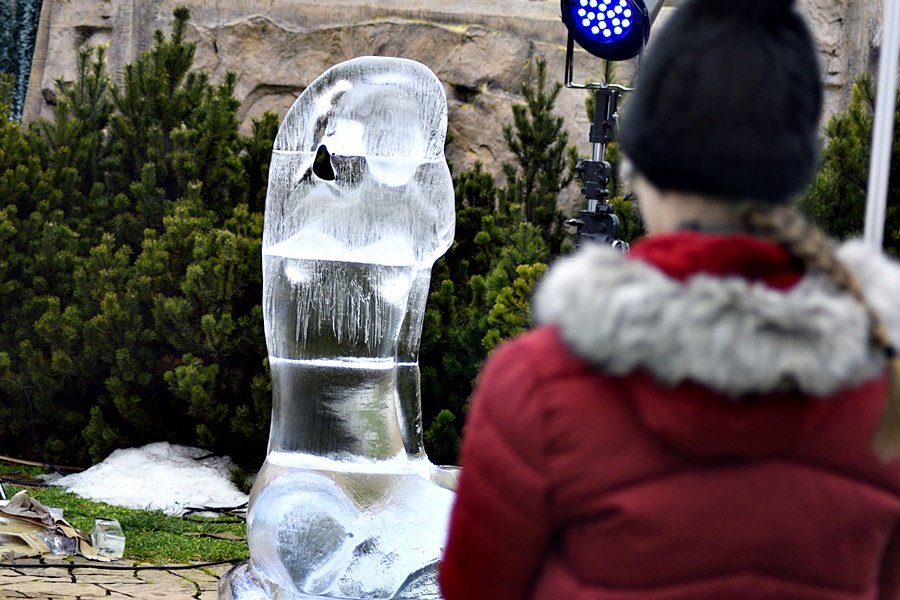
[24,0,882,202]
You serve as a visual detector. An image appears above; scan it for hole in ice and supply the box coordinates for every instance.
[313,144,336,181]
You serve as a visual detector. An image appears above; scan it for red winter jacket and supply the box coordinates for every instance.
[440,233,900,600]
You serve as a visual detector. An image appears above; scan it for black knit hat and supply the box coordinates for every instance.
[618,0,823,203]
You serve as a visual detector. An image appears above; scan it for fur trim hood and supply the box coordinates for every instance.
[534,239,900,398]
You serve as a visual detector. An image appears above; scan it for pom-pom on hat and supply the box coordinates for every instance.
[618,0,823,203]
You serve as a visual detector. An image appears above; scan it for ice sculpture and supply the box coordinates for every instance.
[218,57,456,600]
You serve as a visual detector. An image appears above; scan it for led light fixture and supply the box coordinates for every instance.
[561,0,651,61]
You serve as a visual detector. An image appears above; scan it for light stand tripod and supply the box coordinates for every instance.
[566,84,631,251]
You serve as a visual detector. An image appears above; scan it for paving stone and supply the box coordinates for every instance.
[7,568,71,580]
[209,564,236,577]
[0,573,42,585]
[136,568,198,587]
[97,584,189,599]
[94,586,180,599]
[178,568,220,586]
[78,589,136,599]
[3,580,106,596]
[103,577,198,597]
[73,566,133,576]
[0,571,70,583]
[0,561,230,599]
[0,581,68,596]
[74,571,135,585]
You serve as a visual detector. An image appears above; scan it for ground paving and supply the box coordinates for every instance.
[0,557,235,599]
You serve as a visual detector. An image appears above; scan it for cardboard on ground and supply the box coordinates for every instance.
[0,491,111,561]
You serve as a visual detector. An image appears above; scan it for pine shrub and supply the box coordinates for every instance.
[0,9,274,468]
[799,72,900,255]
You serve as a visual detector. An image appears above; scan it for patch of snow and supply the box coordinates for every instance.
[56,442,249,516]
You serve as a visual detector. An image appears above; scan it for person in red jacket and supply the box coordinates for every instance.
[439,1,900,599]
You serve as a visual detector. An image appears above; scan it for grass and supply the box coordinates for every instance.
[0,463,248,564]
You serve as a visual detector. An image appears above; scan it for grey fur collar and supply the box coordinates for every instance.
[534,240,900,398]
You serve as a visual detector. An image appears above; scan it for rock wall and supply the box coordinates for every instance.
[24,0,882,195]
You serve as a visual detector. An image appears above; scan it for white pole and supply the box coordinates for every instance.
[865,0,900,250]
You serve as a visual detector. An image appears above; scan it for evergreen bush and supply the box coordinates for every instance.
[799,72,900,255]
[0,8,274,468]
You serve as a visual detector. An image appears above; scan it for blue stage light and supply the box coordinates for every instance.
[561,0,650,61]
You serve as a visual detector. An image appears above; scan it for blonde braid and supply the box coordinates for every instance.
[741,204,900,460]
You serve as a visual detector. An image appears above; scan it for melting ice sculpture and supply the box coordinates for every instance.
[218,57,457,600]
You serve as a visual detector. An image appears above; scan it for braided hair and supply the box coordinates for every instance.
[741,204,900,460]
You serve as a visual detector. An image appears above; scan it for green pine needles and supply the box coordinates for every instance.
[799,72,900,255]
[0,8,275,468]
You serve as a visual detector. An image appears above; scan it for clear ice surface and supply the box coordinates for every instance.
[90,518,126,559]
[222,57,456,600]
